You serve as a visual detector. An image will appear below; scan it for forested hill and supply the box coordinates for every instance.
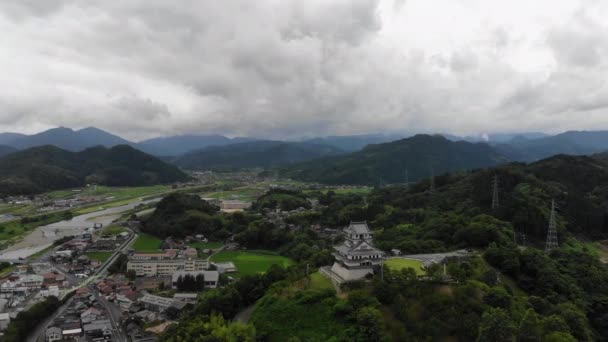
[172,140,344,171]
[281,134,510,185]
[370,153,608,241]
[0,145,189,195]
[0,145,17,158]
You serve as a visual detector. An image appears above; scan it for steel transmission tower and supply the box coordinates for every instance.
[491,174,500,210]
[545,199,559,253]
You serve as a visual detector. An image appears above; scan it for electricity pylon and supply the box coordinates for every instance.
[545,199,559,253]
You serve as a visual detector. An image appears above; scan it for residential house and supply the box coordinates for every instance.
[45,326,62,342]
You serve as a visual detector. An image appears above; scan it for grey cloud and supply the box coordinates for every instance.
[2,0,608,139]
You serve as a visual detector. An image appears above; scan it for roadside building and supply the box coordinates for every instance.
[171,270,219,289]
[213,261,237,274]
[173,293,198,304]
[45,326,62,342]
[138,293,174,312]
[0,313,10,331]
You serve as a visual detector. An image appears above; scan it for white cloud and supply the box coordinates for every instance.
[0,0,608,140]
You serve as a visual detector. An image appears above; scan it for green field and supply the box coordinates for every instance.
[308,272,334,291]
[385,258,426,275]
[189,241,224,250]
[85,252,113,262]
[210,250,294,276]
[305,187,372,196]
[0,210,72,245]
[202,187,260,202]
[74,185,171,215]
[132,233,163,252]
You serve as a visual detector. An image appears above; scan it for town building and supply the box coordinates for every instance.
[138,293,175,312]
[173,293,198,304]
[322,221,386,284]
[0,313,10,331]
[127,258,209,277]
[212,261,237,274]
[45,326,62,342]
[171,270,219,289]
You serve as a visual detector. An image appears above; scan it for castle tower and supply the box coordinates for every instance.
[545,199,559,253]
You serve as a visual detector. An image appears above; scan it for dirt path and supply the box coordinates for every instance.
[234,303,257,323]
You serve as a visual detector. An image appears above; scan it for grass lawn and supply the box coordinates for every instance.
[210,250,294,276]
[132,233,162,252]
[385,258,426,275]
[308,272,334,291]
[101,225,128,236]
[86,252,113,262]
[189,241,224,250]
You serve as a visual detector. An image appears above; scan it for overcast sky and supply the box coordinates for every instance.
[2,0,608,141]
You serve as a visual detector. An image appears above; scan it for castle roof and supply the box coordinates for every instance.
[344,221,372,235]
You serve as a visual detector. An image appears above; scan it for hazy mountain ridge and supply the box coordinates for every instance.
[173,140,346,171]
[0,145,17,158]
[2,127,131,151]
[0,144,188,195]
[135,135,258,156]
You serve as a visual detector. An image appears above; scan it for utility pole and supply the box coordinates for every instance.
[545,199,559,253]
[306,263,311,283]
[491,174,500,211]
[380,260,384,281]
[404,168,409,191]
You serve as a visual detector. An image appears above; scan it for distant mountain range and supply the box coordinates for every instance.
[136,135,257,156]
[4,127,608,174]
[281,134,510,185]
[0,145,188,196]
[172,140,345,171]
[300,134,406,152]
[2,127,131,151]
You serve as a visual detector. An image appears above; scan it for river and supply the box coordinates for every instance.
[0,198,159,260]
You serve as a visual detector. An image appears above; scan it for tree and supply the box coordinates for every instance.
[353,306,389,342]
[483,286,512,309]
[518,309,542,342]
[556,303,593,341]
[476,308,515,342]
[543,332,577,342]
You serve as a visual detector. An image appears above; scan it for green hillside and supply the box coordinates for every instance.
[281,134,509,185]
[0,145,188,195]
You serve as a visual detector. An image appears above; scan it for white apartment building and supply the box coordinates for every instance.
[127,258,208,277]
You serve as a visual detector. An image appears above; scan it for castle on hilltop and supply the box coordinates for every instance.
[321,221,385,284]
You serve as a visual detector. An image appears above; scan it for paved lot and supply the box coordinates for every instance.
[394,249,474,267]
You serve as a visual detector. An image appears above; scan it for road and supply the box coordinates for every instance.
[30,230,138,342]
